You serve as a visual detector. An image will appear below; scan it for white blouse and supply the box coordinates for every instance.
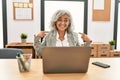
[56,32,69,47]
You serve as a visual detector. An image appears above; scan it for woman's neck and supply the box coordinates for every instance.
[58,31,65,41]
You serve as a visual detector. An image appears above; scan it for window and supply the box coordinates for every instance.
[41,0,88,34]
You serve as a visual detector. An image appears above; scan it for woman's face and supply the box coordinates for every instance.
[56,14,70,32]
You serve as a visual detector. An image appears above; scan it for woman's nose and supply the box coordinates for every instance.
[61,21,65,24]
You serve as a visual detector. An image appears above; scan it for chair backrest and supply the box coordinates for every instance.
[0,48,24,59]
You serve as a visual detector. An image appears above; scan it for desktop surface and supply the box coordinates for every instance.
[0,58,120,80]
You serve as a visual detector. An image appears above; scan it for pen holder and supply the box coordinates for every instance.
[16,54,32,72]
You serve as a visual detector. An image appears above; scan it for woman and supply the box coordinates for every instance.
[34,10,92,58]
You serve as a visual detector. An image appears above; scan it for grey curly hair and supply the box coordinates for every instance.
[50,10,74,33]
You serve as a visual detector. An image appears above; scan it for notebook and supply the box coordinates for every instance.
[42,47,91,73]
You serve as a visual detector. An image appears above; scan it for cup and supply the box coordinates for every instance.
[16,54,32,72]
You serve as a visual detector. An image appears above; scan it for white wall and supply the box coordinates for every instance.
[0,0,3,48]
[87,0,115,43]
[7,0,41,43]
[6,0,115,44]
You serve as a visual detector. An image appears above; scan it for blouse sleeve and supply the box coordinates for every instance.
[33,35,46,58]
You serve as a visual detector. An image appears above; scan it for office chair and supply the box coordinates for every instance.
[0,48,24,59]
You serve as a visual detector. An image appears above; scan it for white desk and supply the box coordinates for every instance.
[0,58,120,80]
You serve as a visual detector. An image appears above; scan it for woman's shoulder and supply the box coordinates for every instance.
[67,31,78,39]
[69,31,78,36]
[45,30,56,37]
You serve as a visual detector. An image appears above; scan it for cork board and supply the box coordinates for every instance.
[13,0,33,20]
[92,0,111,21]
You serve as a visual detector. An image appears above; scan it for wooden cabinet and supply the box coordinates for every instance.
[5,42,36,58]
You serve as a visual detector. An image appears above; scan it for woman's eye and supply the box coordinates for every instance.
[57,19,69,22]
[64,20,69,22]
[58,19,62,21]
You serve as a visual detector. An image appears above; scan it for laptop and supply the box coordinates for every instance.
[42,47,91,73]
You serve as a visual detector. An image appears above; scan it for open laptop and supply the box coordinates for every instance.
[42,47,91,73]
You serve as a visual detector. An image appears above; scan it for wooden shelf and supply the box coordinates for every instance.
[5,42,36,58]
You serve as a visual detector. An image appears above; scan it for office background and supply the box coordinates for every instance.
[0,0,120,49]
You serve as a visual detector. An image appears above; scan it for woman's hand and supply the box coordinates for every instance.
[36,31,49,38]
[79,32,92,43]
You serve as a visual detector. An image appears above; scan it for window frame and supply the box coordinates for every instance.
[114,0,120,49]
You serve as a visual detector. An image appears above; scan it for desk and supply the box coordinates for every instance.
[0,58,120,80]
[5,42,36,58]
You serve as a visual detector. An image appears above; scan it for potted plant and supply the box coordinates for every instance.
[109,40,116,50]
[20,33,27,43]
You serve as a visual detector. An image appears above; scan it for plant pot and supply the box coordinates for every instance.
[21,39,26,43]
[110,45,115,50]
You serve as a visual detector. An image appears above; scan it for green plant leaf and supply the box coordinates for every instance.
[20,33,27,39]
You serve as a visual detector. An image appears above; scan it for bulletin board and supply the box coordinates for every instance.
[13,0,33,20]
[92,0,111,21]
